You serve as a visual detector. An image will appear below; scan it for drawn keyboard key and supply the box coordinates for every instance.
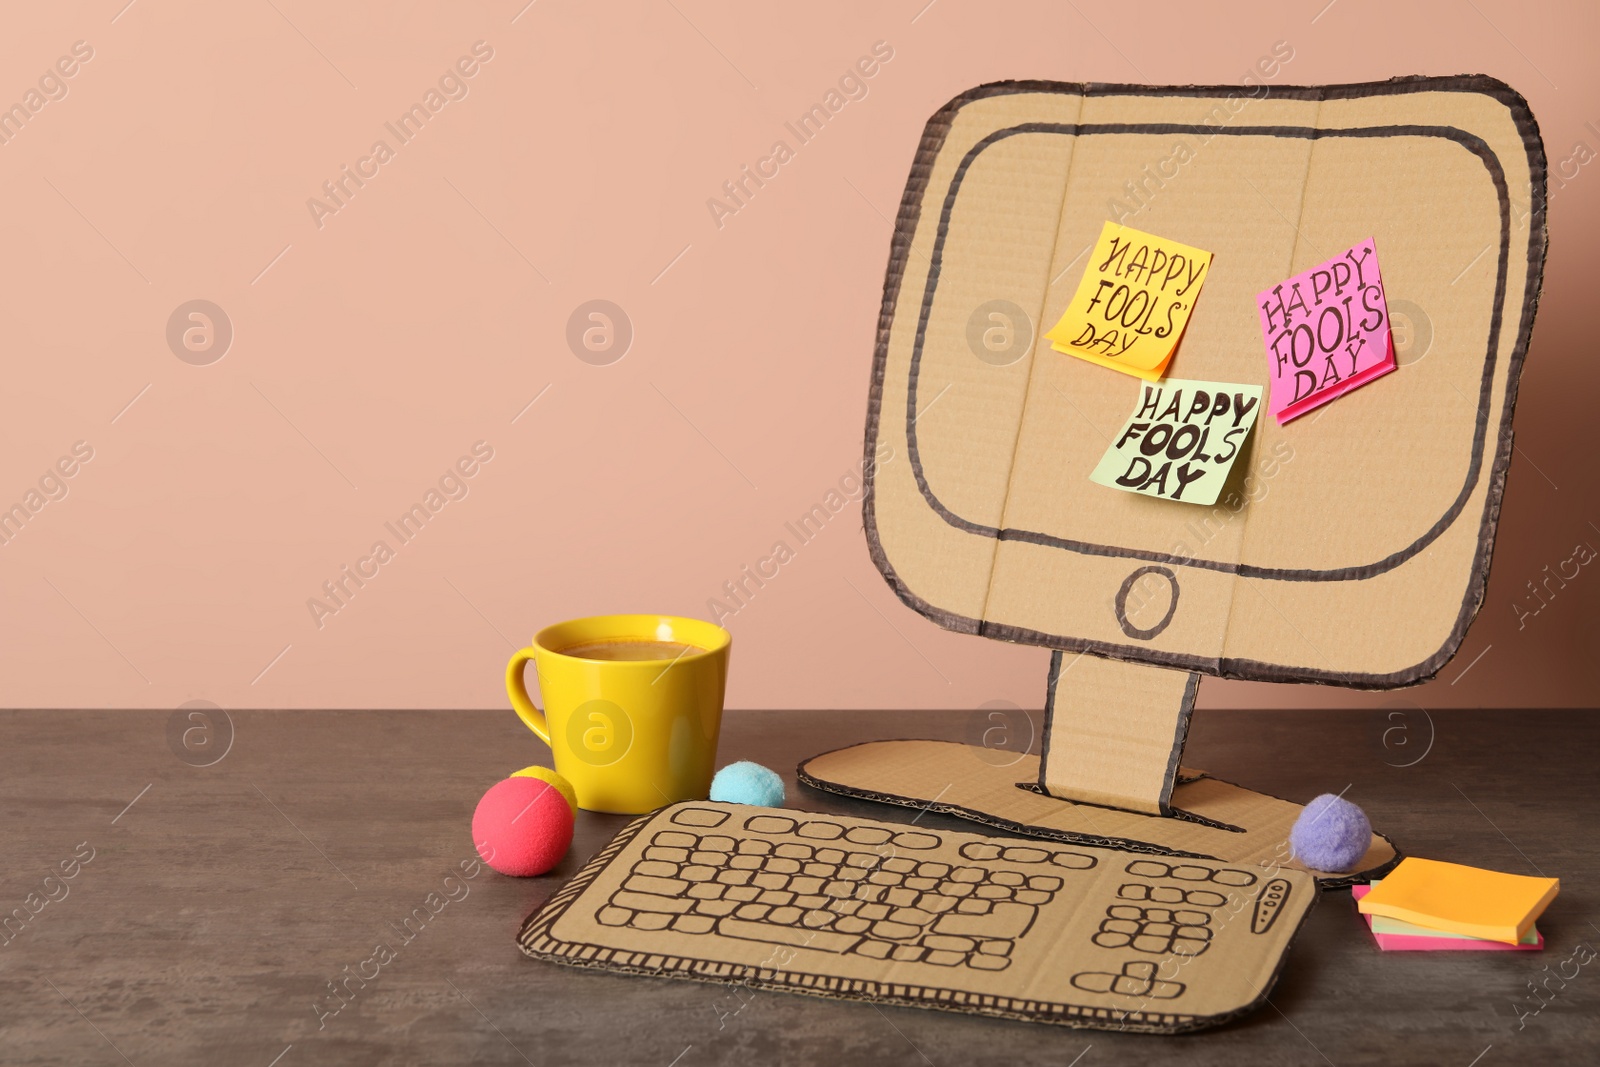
[844,826,892,845]
[933,902,1037,940]
[1002,846,1048,863]
[623,874,689,896]
[1252,877,1292,933]
[1072,960,1184,1000]
[893,831,939,850]
[718,917,861,953]
[635,860,679,878]
[671,807,729,828]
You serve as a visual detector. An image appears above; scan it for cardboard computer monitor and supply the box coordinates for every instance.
[801,76,1547,880]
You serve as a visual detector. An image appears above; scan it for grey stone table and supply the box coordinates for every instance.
[0,707,1595,1066]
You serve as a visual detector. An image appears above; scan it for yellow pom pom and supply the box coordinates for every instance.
[512,765,578,814]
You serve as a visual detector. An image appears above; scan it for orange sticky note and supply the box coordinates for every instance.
[1356,858,1559,945]
[1045,221,1213,380]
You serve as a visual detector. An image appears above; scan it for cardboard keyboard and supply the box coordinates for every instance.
[520,802,1315,1033]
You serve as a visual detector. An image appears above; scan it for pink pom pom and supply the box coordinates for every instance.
[472,777,575,877]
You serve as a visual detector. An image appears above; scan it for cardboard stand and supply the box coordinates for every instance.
[801,75,1547,881]
[1038,653,1196,816]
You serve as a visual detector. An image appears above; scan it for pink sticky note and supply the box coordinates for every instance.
[1258,239,1395,424]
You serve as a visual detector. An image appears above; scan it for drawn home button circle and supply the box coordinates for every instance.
[1114,565,1179,641]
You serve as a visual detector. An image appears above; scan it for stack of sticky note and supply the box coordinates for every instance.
[1354,858,1558,952]
[1044,221,1213,382]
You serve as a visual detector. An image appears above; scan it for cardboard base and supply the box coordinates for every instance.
[798,740,1397,886]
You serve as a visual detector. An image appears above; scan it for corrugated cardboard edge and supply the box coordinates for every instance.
[859,74,1550,689]
[519,807,1323,1034]
[795,745,1400,891]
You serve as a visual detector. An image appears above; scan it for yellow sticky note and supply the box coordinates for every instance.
[1045,221,1213,379]
[1356,858,1559,945]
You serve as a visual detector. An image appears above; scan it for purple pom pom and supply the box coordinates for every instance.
[1289,793,1371,872]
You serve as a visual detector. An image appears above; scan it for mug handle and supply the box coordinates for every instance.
[505,647,550,744]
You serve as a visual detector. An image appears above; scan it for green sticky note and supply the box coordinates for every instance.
[1369,912,1541,945]
[1089,378,1264,506]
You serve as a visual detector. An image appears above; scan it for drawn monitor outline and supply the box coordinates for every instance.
[863,77,1545,687]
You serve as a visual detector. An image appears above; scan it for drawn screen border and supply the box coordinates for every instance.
[903,121,1511,582]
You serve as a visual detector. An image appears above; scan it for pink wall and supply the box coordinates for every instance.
[1,1,1595,710]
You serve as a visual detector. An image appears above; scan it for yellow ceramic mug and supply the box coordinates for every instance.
[504,614,730,814]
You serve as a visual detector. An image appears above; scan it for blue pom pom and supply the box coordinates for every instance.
[1289,793,1371,872]
[710,761,785,807]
